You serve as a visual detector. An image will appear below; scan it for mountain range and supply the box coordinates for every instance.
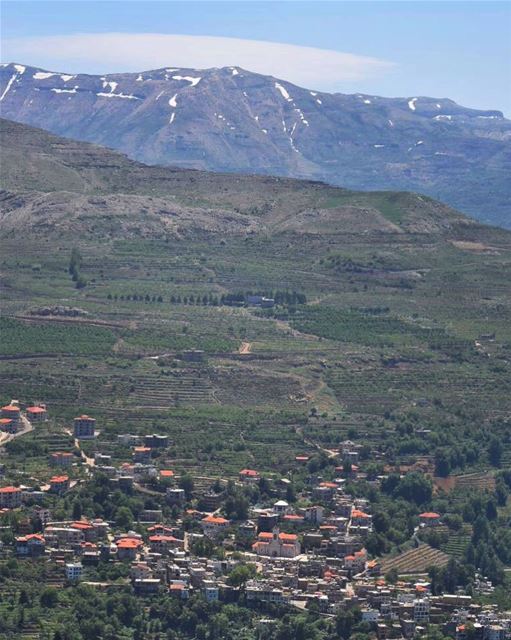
[1,62,510,229]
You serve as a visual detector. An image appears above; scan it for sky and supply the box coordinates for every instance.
[2,1,510,114]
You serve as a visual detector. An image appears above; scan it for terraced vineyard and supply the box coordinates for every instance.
[126,370,214,408]
[442,525,473,559]
[380,544,451,575]
[455,472,497,492]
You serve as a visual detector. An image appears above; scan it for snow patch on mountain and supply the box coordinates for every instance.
[96,92,140,100]
[172,75,201,87]
[33,72,56,80]
[275,82,292,102]
[0,74,17,101]
[52,87,78,94]
[102,81,118,93]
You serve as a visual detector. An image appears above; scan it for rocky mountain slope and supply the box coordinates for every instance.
[0,62,510,228]
[0,117,480,239]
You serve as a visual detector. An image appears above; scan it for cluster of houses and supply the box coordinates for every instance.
[0,401,47,435]
[0,401,510,639]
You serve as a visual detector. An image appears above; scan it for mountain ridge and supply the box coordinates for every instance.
[1,61,510,228]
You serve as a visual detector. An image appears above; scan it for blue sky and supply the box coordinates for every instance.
[2,1,510,114]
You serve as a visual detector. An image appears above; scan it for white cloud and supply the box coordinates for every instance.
[2,33,395,90]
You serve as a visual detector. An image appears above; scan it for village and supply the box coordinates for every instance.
[0,399,510,640]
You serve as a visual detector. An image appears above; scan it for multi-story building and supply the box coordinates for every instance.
[133,447,152,463]
[1,404,20,427]
[15,533,46,557]
[49,475,70,494]
[0,486,22,508]
[201,515,230,539]
[116,537,143,560]
[26,405,48,422]
[144,434,169,448]
[66,562,83,581]
[50,452,74,467]
[246,581,287,605]
[73,415,96,439]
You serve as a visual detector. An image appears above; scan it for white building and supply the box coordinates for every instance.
[66,562,83,582]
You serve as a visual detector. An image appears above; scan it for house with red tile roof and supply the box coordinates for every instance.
[419,512,441,527]
[1,405,20,426]
[201,515,230,539]
[49,475,70,494]
[50,451,74,467]
[133,447,152,463]
[239,469,260,483]
[351,509,372,526]
[71,520,96,542]
[0,486,22,508]
[148,534,184,553]
[116,536,144,560]
[26,405,48,422]
[0,418,16,434]
[16,533,46,557]
[344,548,367,573]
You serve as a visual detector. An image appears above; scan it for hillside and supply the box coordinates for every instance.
[0,117,478,238]
[1,62,510,228]
[1,118,510,437]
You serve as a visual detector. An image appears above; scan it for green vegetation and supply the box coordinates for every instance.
[0,317,116,356]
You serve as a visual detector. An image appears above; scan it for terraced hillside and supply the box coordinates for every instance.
[380,544,450,575]
[0,119,510,478]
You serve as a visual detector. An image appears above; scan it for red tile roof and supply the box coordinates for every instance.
[50,475,69,483]
[202,515,229,525]
[71,521,93,530]
[117,537,143,549]
[149,535,179,543]
[279,533,298,541]
[0,486,21,493]
[351,509,370,519]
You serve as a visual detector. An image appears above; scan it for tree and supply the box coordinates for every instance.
[115,506,134,530]
[335,609,362,640]
[385,568,399,584]
[226,563,256,588]
[40,587,59,608]
[72,500,82,520]
[488,437,503,467]
[394,471,432,505]
[434,449,451,477]
[179,474,194,498]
